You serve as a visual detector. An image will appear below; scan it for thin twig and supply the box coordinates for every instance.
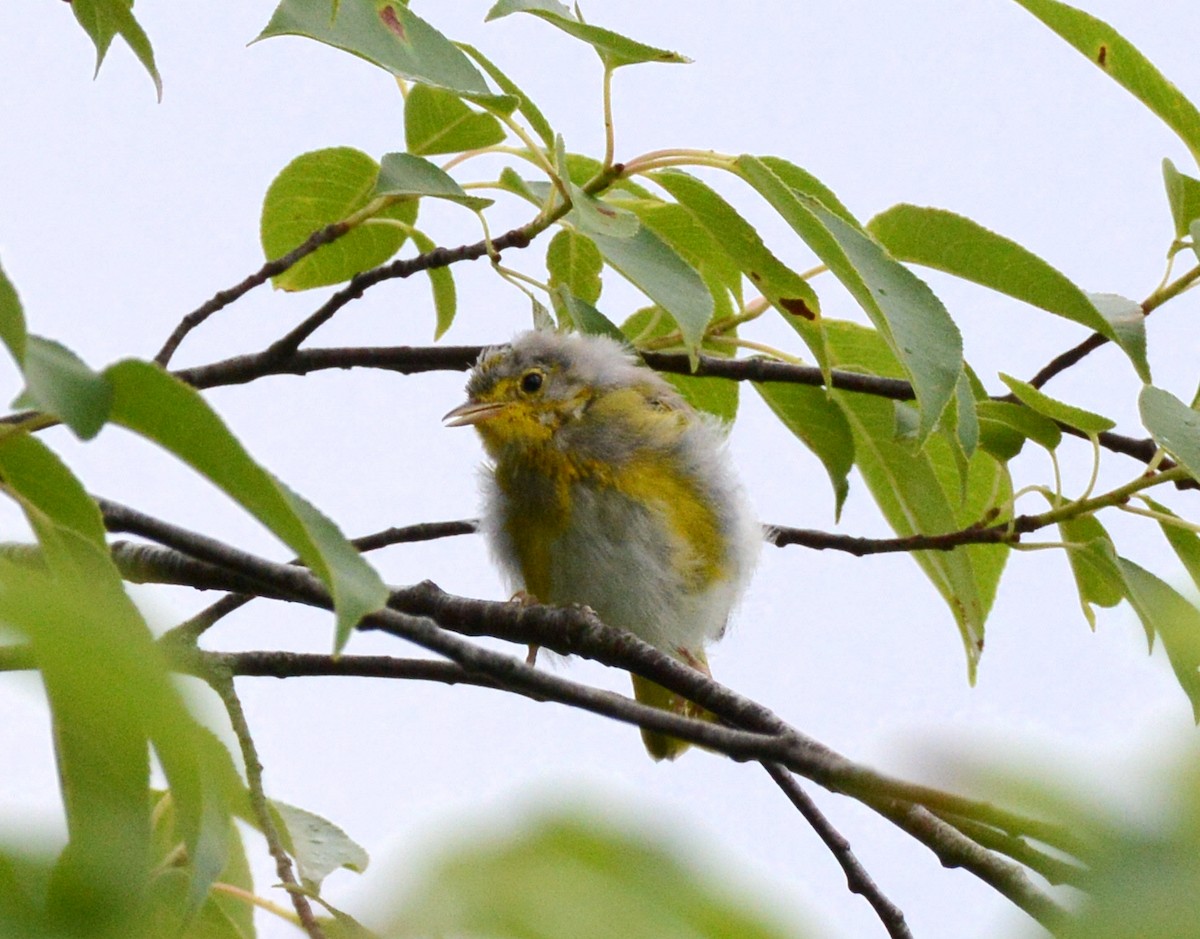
[155,221,353,367]
[207,669,327,939]
[764,763,913,939]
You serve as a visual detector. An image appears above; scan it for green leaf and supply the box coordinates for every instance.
[393,812,797,939]
[867,204,1151,381]
[1011,0,1200,167]
[0,528,228,932]
[1000,374,1116,434]
[554,288,625,342]
[976,400,1063,453]
[587,226,713,360]
[261,147,418,292]
[485,1,690,69]
[627,199,744,307]
[270,800,368,890]
[458,43,555,150]
[103,360,388,650]
[0,259,27,364]
[1144,498,1200,598]
[497,166,545,207]
[16,336,113,440]
[408,230,457,339]
[736,156,962,442]
[1140,384,1200,482]
[826,320,1010,676]
[70,0,162,100]
[1087,292,1149,382]
[375,152,494,211]
[404,84,506,156]
[0,435,106,549]
[1163,158,1200,240]
[258,0,514,110]
[754,383,853,518]
[621,307,736,420]
[651,169,819,323]
[1057,514,1124,628]
[1115,554,1200,721]
[547,229,603,305]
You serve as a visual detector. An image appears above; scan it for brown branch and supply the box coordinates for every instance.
[764,764,913,939]
[155,221,353,367]
[165,343,1173,483]
[208,669,327,939]
[200,650,504,690]
[103,528,1067,928]
[264,229,534,360]
[155,516,478,646]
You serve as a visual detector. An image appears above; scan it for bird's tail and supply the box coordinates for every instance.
[630,649,715,761]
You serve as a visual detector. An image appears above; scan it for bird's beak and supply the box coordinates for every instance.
[443,399,507,427]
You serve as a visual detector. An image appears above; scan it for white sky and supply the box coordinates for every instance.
[3,2,1200,937]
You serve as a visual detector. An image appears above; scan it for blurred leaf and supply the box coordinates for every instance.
[1000,374,1116,434]
[261,148,418,291]
[622,307,736,420]
[103,360,388,650]
[1012,0,1200,167]
[258,0,514,110]
[1115,555,1200,721]
[408,230,457,339]
[754,383,853,518]
[868,204,1150,381]
[1057,514,1124,628]
[826,320,1010,677]
[458,43,555,149]
[270,801,368,891]
[404,84,505,156]
[0,434,106,549]
[391,813,798,939]
[69,0,161,100]
[485,1,690,68]
[375,152,494,210]
[976,400,1063,453]
[547,229,603,306]
[0,527,220,933]
[14,336,113,440]
[737,156,963,443]
[145,868,248,939]
[1140,385,1200,482]
[0,259,27,364]
[1163,158,1200,240]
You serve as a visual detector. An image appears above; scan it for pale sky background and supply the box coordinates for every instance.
[3,2,1200,937]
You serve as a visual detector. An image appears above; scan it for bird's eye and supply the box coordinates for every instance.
[520,370,544,394]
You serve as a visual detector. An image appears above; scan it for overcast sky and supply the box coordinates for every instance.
[3,2,1200,937]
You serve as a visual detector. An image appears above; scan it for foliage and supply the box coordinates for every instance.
[4,1,1200,937]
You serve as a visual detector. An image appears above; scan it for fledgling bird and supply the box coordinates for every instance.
[444,330,760,760]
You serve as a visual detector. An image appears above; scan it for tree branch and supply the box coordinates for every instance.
[764,763,912,939]
[155,220,354,367]
[207,669,327,939]
[103,526,1068,929]
[166,343,1175,481]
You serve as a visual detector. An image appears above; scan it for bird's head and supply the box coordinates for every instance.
[443,330,660,458]
[441,333,609,456]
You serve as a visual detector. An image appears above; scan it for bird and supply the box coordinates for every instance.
[444,329,760,760]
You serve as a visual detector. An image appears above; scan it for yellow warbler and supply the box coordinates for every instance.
[445,330,759,760]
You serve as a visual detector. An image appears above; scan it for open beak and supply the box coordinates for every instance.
[443,399,507,427]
